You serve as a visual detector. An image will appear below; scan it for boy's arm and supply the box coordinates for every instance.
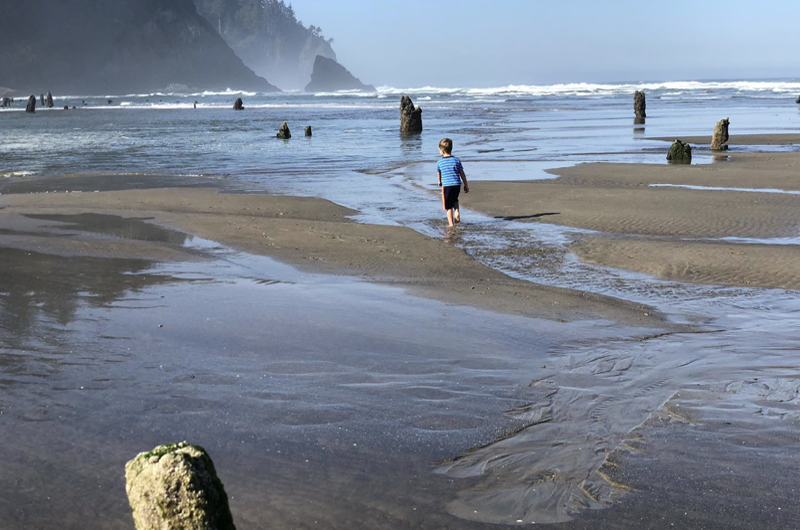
[460,169,469,193]
[437,170,442,187]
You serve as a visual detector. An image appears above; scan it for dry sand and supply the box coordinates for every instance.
[464,145,800,290]
[0,183,656,325]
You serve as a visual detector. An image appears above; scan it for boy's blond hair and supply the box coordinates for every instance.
[439,138,453,155]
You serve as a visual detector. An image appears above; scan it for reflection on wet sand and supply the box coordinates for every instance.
[0,247,176,351]
[0,234,595,528]
[23,213,191,245]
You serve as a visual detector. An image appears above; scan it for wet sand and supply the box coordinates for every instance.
[2,167,800,529]
[0,176,656,325]
[464,148,800,289]
[0,196,668,529]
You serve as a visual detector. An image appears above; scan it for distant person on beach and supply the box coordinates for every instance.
[437,138,469,227]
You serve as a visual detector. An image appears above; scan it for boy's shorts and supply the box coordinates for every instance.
[443,185,461,210]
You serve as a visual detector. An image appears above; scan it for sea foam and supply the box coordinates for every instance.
[55,79,800,101]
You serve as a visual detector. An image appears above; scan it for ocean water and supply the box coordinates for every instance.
[2,80,800,181]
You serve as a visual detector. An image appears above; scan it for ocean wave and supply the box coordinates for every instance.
[42,79,800,103]
[377,80,800,98]
[312,90,379,98]
[60,88,263,99]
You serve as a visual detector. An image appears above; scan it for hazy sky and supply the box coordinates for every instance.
[292,0,800,87]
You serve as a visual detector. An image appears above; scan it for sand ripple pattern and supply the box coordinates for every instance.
[437,306,800,524]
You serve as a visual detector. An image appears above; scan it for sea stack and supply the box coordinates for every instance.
[666,139,692,164]
[1,97,10,108]
[400,96,423,133]
[277,122,291,139]
[305,126,312,137]
[304,55,376,93]
[125,443,236,530]
[233,98,244,110]
[634,90,646,118]
[46,91,54,108]
[796,95,800,104]
[711,117,730,151]
[39,93,45,106]
[26,95,36,113]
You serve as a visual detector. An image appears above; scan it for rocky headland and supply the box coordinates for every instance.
[194,0,338,90]
[304,55,375,93]
[0,0,278,94]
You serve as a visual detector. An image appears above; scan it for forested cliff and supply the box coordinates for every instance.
[194,0,337,89]
[0,0,277,94]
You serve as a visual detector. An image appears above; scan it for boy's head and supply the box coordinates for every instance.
[439,138,453,155]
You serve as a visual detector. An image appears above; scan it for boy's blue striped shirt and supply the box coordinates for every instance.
[437,156,463,187]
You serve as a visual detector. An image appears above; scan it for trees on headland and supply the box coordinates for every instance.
[194,0,338,89]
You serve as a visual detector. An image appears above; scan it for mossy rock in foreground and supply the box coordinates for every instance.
[666,139,692,164]
[125,442,236,530]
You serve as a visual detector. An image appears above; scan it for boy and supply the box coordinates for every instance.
[437,138,469,227]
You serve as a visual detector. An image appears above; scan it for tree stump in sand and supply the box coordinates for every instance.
[711,118,730,151]
[233,98,244,111]
[634,90,646,118]
[305,126,312,137]
[277,122,291,139]
[125,442,236,530]
[400,95,423,132]
[667,139,692,164]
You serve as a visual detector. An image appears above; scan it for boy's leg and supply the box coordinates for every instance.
[441,188,447,211]
[446,208,455,227]
[454,203,461,223]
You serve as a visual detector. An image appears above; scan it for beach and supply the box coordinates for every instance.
[0,174,668,529]
[2,84,800,529]
[464,146,800,290]
[0,179,656,324]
